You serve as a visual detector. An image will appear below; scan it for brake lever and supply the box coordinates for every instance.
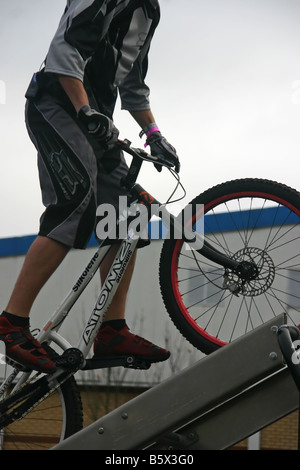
[116,139,176,172]
[153,154,174,170]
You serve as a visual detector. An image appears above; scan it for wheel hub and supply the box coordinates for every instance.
[223,247,275,296]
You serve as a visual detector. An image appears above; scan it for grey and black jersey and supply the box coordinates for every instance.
[44,0,160,116]
[25,0,161,249]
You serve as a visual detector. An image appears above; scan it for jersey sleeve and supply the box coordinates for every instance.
[44,0,110,81]
[118,4,160,112]
[119,56,150,111]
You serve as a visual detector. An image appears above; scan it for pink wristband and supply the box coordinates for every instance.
[144,127,160,147]
[139,123,161,147]
[145,126,160,137]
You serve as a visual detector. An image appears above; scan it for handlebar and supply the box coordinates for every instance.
[116,139,176,170]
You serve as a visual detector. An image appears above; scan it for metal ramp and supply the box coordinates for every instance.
[52,314,299,450]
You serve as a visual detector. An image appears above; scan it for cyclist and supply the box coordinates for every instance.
[0,0,180,373]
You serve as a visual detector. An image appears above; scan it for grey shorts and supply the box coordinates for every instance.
[25,94,129,249]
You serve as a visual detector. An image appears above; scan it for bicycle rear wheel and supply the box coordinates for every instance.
[159,179,300,354]
[0,349,83,450]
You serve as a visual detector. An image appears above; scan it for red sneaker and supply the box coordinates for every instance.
[93,325,170,363]
[0,316,56,373]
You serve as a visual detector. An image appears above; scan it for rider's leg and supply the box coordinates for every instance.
[0,95,97,373]
[5,236,69,318]
[94,244,170,363]
[0,236,69,373]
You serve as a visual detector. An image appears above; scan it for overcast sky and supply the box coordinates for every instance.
[1,0,300,238]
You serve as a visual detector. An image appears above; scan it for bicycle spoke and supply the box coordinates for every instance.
[160,179,300,353]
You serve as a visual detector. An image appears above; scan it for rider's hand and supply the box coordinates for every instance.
[78,105,119,146]
[147,132,180,173]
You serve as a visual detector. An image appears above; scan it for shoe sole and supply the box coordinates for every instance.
[83,352,170,370]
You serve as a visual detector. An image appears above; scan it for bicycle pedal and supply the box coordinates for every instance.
[124,356,151,370]
[83,355,151,370]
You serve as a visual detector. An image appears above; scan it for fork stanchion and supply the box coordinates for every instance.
[277,325,300,450]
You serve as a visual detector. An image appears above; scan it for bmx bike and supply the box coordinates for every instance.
[1,138,300,449]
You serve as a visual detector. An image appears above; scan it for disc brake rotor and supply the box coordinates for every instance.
[223,247,275,296]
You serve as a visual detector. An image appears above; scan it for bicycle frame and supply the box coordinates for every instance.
[36,189,206,360]
[34,139,243,360]
[39,236,140,358]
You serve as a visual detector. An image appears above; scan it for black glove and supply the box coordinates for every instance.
[78,105,119,147]
[147,132,180,173]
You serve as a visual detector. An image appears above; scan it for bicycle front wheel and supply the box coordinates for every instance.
[159,179,300,354]
[0,350,83,450]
